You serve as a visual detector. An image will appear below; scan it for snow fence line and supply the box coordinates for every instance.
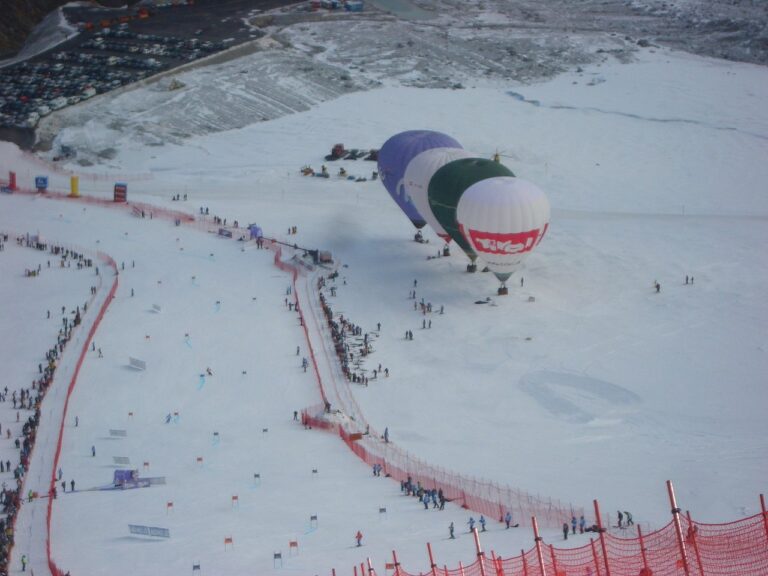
[7,184,766,575]
[43,247,118,576]
[280,245,581,530]
[378,498,768,576]
[0,230,118,576]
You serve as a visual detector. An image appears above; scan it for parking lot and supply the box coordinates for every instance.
[0,0,293,140]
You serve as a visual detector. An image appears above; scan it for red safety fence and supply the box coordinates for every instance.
[385,510,768,576]
[45,250,119,576]
[269,242,580,529]
[3,183,195,224]
[373,493,768,576]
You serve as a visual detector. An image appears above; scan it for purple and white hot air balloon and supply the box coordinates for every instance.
[377,130,462,229]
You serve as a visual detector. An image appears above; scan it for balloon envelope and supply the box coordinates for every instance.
[404,147,473,242]
[378,130,462,229]
[428,158,514,262]
[456,177,550,282]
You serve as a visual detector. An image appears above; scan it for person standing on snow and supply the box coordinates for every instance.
[479,515,487,532]
[624,511,634,525]
[617,510,624,528]
[563,522,569,540]
[468,517,475,532]
[572,515,577,535]
[449,521,455,539]
[579,515,586,534]
[355,530,363,547]
[505,511,512,529]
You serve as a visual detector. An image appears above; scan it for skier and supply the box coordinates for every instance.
[91,445,96,457]
[572,515,577,535]
[505,511,512,529]
[355,530,363,547]
[383,427,389,443]
[579,515,586,534]
[624,511,634,526]
[655,281,661,293]
[468,517,475,532]
[296,346,300,356]
[449,521,455,539]
[70,479,75,492]
[21,554,27,572]
[61,480,66,493]
[479,515,487,532]
[617,510,624,528]
[423,493,429,509]
[563,522,569,540]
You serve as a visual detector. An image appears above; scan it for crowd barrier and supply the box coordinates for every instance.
[264,243,580,529]
[43,249,119,576]
[2,182,195,224]
[387,494,768,576]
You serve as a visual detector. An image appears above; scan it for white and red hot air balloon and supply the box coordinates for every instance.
[456,177,550,294]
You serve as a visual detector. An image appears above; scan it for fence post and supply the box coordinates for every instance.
[593,500,611,576]
[493,551,507,576]
[392,551,400,576]
[667,480,691,576]
[549,544,559,575]
[427,542,438,576]
[473,527,487,576]
[589,538,602,576]
[521,549,529,576]
[761,494,768,543]
[367,557,375,576]
[637,525,649,575]
[532,516,548,576]
[686,511,705,575]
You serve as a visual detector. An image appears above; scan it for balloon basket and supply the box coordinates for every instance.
[466,263,477,273]
[497,286,508,296]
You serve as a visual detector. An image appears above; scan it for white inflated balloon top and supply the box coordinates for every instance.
[456,176,550,275]
[403,147,473,241]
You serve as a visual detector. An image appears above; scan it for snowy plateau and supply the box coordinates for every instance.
[0,0,767,575]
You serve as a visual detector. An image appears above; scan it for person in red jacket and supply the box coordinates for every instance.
[355,530,363,547]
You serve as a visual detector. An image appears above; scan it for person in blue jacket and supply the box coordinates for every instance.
[479,515,487,532]
[468,517,475,532]
[505,511,512,529]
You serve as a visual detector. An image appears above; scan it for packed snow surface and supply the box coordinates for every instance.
[1,29,767,576]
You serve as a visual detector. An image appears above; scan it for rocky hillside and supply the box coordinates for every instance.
[0,0,137,59]
[0,1,72,59]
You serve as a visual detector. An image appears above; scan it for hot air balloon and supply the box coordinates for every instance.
[456,177,550,294]
[427,158,514,272]
[404,147,473,252]
[378,131,462,230]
